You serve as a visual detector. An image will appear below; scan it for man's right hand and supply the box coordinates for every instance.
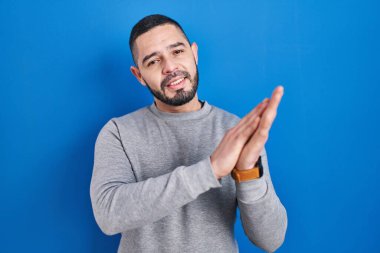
[210,97,270,180]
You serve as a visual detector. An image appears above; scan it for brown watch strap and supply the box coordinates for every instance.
[231,156,263,183]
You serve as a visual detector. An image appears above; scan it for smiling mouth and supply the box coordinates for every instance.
[166,77,186,89]
[168,77,185,86]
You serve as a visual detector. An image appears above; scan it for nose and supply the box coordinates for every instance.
[162,58,178,75]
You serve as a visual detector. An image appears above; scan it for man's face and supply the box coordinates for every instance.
[130,24,199,106]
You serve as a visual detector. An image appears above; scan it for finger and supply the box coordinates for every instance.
[241,85,282,129]
[264,86,284,114]
[240,86,282,135]
[259,86,284,129]
[243,127,269,157]
[240,116,261,142]
[244,86,284,153]
[234,98,269,129]
[241,99,269,128]
[235,100,268,139]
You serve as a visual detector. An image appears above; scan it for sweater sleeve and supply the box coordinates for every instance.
[90,120,222,236]
[235,147,288,253]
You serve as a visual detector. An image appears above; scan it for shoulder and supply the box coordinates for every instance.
[114,106,151,126]
[97,106,151,139]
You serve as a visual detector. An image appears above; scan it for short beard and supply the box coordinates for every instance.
[143,66,199,106]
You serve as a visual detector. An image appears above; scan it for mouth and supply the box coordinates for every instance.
[166,77,186,90]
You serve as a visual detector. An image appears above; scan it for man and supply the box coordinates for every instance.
[90,14,287,253]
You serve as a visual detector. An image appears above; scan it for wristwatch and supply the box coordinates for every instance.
[231,156,263,183]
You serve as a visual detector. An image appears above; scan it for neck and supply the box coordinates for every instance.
[154,95,202,113]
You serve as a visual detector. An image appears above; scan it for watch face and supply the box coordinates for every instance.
[257,156,263,177]
[231,170,235,179]
[231,169,238,181]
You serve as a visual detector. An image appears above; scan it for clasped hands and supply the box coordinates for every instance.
[210,86,284,180]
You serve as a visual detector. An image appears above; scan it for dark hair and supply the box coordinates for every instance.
[129,14,191,65]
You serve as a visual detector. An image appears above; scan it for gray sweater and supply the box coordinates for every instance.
[90,101,287,253]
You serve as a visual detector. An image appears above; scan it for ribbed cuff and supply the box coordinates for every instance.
[236,176,268,204]
[181,157,222,199]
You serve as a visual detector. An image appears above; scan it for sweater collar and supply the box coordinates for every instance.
[148,100,212,121]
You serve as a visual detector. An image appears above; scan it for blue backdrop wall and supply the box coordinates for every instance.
[1,1,379,252]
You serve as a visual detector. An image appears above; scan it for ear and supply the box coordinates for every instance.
[130,66,146,86]
[191,42,198,65]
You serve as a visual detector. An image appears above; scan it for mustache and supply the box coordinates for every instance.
[161,70,191,88]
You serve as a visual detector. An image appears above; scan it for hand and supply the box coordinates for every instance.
[210,97,270,179]
[235,85,284,170]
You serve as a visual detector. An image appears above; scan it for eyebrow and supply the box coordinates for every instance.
[141,42,186,66]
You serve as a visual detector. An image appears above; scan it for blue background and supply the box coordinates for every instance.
[1,0,379,252]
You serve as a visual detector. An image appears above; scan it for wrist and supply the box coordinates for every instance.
[210,157,222,180]
[236,157,260,171]
[231,156,263,183]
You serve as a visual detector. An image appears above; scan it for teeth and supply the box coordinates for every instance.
[169,78,184,86]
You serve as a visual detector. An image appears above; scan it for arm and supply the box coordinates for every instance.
[236,148,288,253]
[232,86,287,252]
[90,120,221,235]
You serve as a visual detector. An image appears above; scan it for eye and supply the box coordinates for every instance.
[173,49,184,55]
[147,59,160,67]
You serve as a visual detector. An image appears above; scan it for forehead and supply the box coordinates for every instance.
[134,24,188,59]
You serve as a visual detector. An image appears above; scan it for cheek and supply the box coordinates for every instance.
[141,70,163,87]
[186,61,197,78]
